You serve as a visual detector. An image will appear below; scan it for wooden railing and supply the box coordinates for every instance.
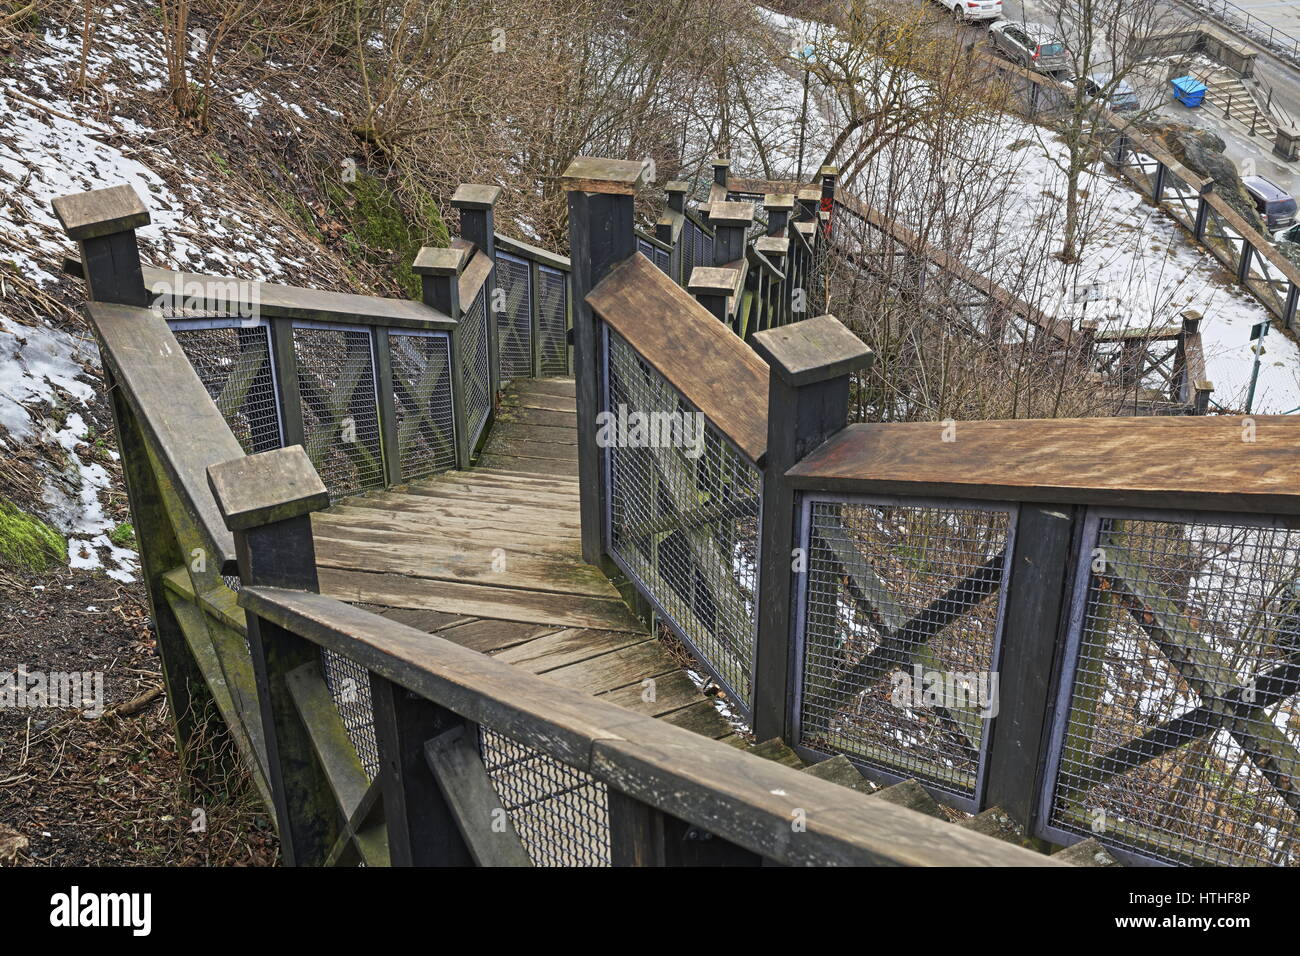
[565,156,1300,867]
[54,178,1052,867]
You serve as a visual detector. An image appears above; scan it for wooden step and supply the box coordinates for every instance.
[1052,837,1121,867]
[957,807,1024,844]
[748,737,805,769]
[867,779,947,819]
[800,754,875,794]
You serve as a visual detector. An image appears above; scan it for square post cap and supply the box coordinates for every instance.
[751,314,873,387]
[207,446,329,532]
[818,165,839,179]
[450,184,502,209]
[688,266,741,297]
[413,245,471,276]
[711,158,732,171]
[763,193,796,211]
[52,184,150,241]
[796,185,821,202]
[707,201,755,229]
[755,235,789,257]
[561,157,649,195]
[664,180,690,194]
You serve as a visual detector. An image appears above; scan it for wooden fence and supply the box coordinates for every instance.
[52,175,1052,866]
[566,157,1300,867]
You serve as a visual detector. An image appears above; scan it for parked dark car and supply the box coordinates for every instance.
[1083,74,1139,111]
[1243,175,1298,232]
[988,21,1070,75]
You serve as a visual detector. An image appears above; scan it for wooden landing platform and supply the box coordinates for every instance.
[311,378,735,742]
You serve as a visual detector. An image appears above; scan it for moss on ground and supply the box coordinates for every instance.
[326,170,449,298]
[0,498,66,572]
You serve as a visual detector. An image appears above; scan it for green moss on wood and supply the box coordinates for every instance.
[0,498,66,572]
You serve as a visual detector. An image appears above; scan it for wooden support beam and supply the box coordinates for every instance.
[209,446,337,865]
[750,315,872,742]
[423,724,532,866]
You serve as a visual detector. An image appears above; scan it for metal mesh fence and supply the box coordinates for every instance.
[798,497,1013,801]
[389,331,456,480]
[1046,512,1300,866]
[604,328,760,712]
[167,320,282,455]
[495,252,533,381]
[460,287,492,449]
[637,237,673,277]
[479,727,610,866]
[292,325,385,498]
[537,265,569,376]
[321,649,380,780]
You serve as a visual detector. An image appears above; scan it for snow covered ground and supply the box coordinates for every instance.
[0,5,331,580]
[760,10,1300,414]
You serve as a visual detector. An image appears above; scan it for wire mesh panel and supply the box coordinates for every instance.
[681,219,700,284]
[389,330,456,480]
[603,328,761,713]
[1043,510,1300,866]
[321,650,379,780]
[292,324,384,498]
[536,265,569,376]
[797,496,1014,803]
[459,286,492,449]
[494,252,533,381]
[167,319,282,455]
[479,727,610,866]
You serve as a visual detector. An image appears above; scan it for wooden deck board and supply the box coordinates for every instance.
[313,378,737,754]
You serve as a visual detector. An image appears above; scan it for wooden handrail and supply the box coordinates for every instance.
[494,231,571,271]
[238,583,1060,867]
[587,253,770,465]
[88,300,242,572]
[788,414,1300,512]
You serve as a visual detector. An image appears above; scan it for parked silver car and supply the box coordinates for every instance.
[989,21,1071,75]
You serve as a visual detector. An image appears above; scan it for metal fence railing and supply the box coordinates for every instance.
[389,330,457,480]
[602,327,762,713]
[1041,509,1300,866]
[460,285,493,451]
[166,318,284,455]
[494,251,534,382]
[480,726,610,866]
[796,495,1014,807]
[293,324,386,498]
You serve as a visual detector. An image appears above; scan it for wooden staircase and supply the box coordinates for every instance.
[739,737,1121,865]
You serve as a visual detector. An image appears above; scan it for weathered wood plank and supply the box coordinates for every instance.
[317,567,642,631]
[586,253,769,465]
[789,416,1300,513]
[313,535,617,598]
[240,585,1058,866]
[491,627,646,672]
[477,455,579,477]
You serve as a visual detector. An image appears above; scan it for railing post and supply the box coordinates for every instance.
[451,185,502,402]
[983,505,1079,835]
[661,181,688,284]
[687,267,737,322]
[818,165,838,242]
[368,675,476,866]
[53,184,150,307]
[563,157,646,565]
[712,158,730,190]
[54,185,222,768]
[756,236,790,328]
[373,326,403,487]
[750,315,873,743]
[414,245,473,470]
[1194,193,1210,240]
[708,202,753,266]
[207,446,335,866]
[1237,236,1255,284]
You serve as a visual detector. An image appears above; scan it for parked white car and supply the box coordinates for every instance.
[936,0,1003,22]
